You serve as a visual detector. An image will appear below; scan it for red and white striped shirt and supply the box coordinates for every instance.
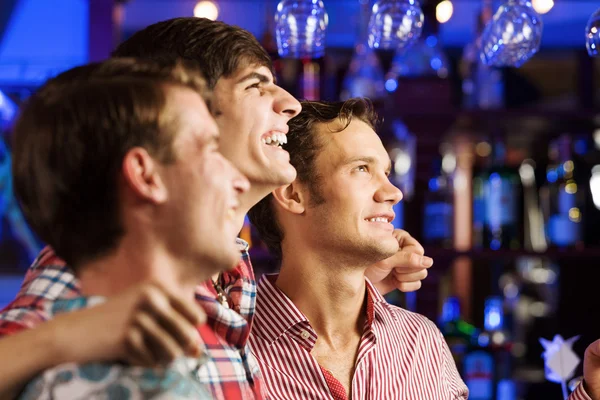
[250,274,469,399]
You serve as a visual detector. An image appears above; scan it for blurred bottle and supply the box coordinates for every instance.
[340,44,386,100]
[423,159,454,248]
[483,141,522,250]
[540,135,584,248]
[388,31,450,80]
[387,120,417,231]
[473,141,493,249]
[301,59,321,100]
[341,0,386,101]
[464,296,515,400]
[460,3,504,110]
[439,297,478,374]
[581,130,600,247]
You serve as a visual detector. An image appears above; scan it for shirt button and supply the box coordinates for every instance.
[300,330,310,340]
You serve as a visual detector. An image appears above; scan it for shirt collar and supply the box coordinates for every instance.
[254,273,386,349]
[46,296,106,317]
[236,238,250,253]
[254,274,315,347]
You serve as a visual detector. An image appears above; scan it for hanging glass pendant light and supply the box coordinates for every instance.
[367,0,424,52]
[585,7,600,57]
[274,0,329,58]
[479,0,543,67]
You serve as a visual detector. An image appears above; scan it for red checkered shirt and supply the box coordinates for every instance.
[250,274,469,400]
[0,243,264,400]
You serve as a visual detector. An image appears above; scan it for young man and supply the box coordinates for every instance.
[12,58,248,398]
[247,99,598,400]
[0,18,432,399]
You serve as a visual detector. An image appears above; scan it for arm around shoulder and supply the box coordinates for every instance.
[0,318,70,399]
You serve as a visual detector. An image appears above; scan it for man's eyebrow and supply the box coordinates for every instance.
[340,156,392,173]
[339,156,376,168]
[236,72,272,85]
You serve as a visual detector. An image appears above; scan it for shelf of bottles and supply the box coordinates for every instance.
[241,3,600,397]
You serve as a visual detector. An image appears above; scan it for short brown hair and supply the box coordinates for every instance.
[113,17,273,88]
[248,98,379,259]
[12,59,208,267]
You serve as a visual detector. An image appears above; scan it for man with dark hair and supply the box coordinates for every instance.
[0,17,433,399]
[248,101,600,400]
[247,99,467,399]
[11,58,249,398]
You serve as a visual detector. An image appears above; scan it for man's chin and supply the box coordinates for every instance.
[210,250,241,273]
[268,159,296,185]
[249,168,297,190]
[374,241,401,260]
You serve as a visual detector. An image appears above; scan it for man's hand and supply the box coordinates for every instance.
[51,282,205,367]
[584,339,600,399]
[366,229,433,295]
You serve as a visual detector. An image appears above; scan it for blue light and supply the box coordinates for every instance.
[425,35,438,48]
[575,138,588,155]
[441,297,460,324]
[430,57,442,70]
[547,170,558,183]
[489,172,501,184]
[428,177,439,192]
[478,333,490,347]
[490,239,501,250]
[484,297,504,331]
[385,78,398,92]
[392,201,404,229]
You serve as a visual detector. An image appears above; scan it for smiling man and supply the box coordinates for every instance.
[0,17,433,400]
[12,59,249,398]
[248,99,468,399]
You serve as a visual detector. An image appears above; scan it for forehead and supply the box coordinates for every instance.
[164,86,217,140]
[316,119,388,167]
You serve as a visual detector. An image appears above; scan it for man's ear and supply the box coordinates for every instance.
[122,148,168,204]
[272,182,306,215]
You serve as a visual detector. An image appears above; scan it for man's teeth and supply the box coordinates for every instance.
[262,133,287,147]
[366,217,390,223]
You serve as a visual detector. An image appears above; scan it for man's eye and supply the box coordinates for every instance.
[357,165,369,172]
[247,82,261,90]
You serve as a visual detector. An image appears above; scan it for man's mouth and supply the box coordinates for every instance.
[261,132,287,148]
[365,216,393,223]
[364,212,395,226]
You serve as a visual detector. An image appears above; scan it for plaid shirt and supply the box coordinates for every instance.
[0,242,264,400]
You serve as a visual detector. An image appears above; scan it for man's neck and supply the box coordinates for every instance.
[77,235,198,300]
[275,248,369,344]
[236,184,277,232]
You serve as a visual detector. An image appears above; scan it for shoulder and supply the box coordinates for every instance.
[17,247,80,300]
[376,302,443,339]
